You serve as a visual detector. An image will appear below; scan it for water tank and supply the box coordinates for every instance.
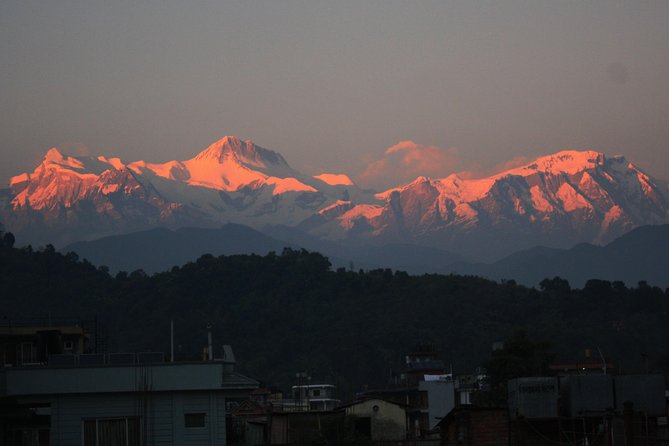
[508,377,559,419]
[614,375,665,416]
[562,375,613,417]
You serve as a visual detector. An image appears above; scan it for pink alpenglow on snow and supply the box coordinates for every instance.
[314,173,354,186]
[5,139,669,258]
[7,136,323,213]
[338,204,384,230]
[265,177,317,195]
[501,150,605,177]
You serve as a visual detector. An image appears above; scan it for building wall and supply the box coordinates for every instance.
[49,391,226,446]
[419,381,455,430]
[346,399,406,441]
[508,377,559,419]
[468,410,508,446]
[5,362,234,395]
[562,375,613,417]
[442,409,508,446]
[270,415,288,444]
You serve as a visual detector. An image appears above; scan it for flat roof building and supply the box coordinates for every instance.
[1,350,258,445]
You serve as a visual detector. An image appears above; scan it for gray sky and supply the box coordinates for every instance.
[2,0,668,189]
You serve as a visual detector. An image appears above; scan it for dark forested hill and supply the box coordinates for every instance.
[452,224,669,288]
[1,237,668,398]
[62,223,468,274]
[64,224,296,274]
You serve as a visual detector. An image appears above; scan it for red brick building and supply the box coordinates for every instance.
[438,407,508,446]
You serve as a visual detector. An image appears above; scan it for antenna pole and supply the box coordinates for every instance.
[170,320,174,362]
[207,324,213,361]
[597,347,606,374]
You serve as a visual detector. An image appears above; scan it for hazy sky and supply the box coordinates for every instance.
[2,1,668,189]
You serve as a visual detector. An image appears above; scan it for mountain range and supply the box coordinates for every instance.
[64,224,468,275]
[451,223,669,288]
[2,135,669,261]
[64,222,669,289]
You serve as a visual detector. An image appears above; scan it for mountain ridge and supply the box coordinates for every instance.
[63,222,669,289]
[63,222,469,275]
[65,224,297,274]
[451,224,669,288]
[3,136,668,259]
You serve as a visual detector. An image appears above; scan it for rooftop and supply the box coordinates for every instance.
[2,359,258,397]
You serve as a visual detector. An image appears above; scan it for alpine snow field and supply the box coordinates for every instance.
[2,135,668,261]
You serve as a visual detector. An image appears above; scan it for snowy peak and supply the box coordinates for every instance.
[503,150,606,177]
[375,175,433,200]
[379,150,618,205]
[44,147,70,164]
[3,142,669,260]
[313,173,354,186]
[41,147,94,172]
[32,147,125,177]
[9,147,128,193]
[177,136,311,193]
[337,148,669,258]
[176,136,305,191]
[191,136,289,171]
[6,135,324,219]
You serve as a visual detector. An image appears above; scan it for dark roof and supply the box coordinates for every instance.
[337,398,408,410]
[436,406,508,428]
[549,363,614,371]
[251,387,272,395]
[231,399,268,416]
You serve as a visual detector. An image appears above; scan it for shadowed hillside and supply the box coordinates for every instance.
[2,235,669,398]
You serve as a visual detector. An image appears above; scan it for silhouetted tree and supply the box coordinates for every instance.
[539,276,571,294]
[2,244,669,399]
[583,279,613,299]
[0,230,14,249]
[484,329,554,392]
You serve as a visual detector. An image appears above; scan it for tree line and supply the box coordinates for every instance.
[1,233,668,398]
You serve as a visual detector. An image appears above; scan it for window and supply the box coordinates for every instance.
[312,389,321,397]
[184,413,206,428]
[20,342,36,364]
[83,417,140,446]
[3,343,17,366]
[354,417,371,437]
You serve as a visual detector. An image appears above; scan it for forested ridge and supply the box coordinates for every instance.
[1,233,668,398]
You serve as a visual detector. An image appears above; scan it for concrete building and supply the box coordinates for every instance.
[419,379,455,431]
[343,399,407,441]
[358,345,450,438]
[0,324,88,367]
[508,377,559,419]
[438,407,508,446]
[506,374,667,445]
[0,351,258,445]
[275,383,340,412]
[290,384,339,412]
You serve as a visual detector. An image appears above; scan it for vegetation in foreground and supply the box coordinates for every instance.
[1,231,668,397]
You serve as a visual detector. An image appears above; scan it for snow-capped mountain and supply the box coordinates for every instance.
[2,138,668,260]
[1,136,365,246]
[313,150,669,259]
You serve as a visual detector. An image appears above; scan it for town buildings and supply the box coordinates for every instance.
[0,323,258,446]
[341,398,407,441]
